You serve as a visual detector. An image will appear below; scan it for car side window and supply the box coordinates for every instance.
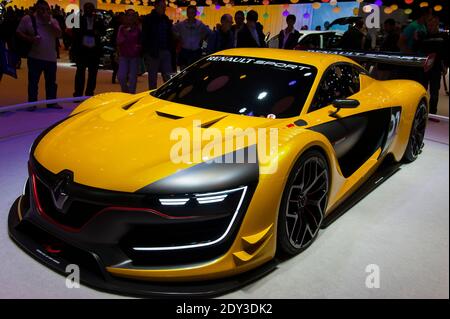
[324,33,342,48]
[299,34,321,49]
[309,64,361,112]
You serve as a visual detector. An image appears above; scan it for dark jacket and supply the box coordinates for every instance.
[236,23,266,48]
[423,32,449,71]
[278,29,300,50]
[142,9,174,58]
[340,27,364,50]
[71,15,105,61]
[380,31,400,52]
[206,29,234,54]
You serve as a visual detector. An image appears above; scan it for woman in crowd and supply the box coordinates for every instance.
[116,9,141,94]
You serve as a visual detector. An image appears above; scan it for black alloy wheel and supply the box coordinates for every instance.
[277,150,329,256]
[403,101,428,163]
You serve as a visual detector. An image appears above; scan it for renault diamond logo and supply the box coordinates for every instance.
[51,175,71,212]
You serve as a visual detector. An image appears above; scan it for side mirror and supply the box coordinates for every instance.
[330,99,360,117]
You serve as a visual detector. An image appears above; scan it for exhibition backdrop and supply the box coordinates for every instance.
[9,0,361,36]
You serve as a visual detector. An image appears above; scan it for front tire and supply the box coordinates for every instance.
[403,100,428,163]
[277,150,330,256]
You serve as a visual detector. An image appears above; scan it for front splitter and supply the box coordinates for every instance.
[8,197,278,298]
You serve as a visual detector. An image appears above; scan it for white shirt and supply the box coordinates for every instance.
[16,15,58,62]
[173,19,211,50]
[282,28,296,49]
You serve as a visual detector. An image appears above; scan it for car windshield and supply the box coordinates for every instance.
[151,55,317,119]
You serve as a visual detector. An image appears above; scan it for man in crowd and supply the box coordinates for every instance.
[142,0,175,90]
[16,0,62,109]
[374,18,400,80]
[71,2,105,97]
[206,13,234,54]
[340,18,366,50]
[422,16,448,115]
[395,7,432,87]
[398,7,431,54]
[110,11,122,84]
[236,10,266,48]
[51,4,64,58]
[231,10,245,47]
[380,18,399,52]
[278,14,300,50]
[173,5,210,70]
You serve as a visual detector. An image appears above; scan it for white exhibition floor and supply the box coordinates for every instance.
[0,106,448,299]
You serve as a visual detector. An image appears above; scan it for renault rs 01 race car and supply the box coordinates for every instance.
[8,48,428,297]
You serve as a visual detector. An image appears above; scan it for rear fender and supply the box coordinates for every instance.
[380,80,428,161]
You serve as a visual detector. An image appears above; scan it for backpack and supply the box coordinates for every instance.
[14,15,38,58]
[0,39,18,79]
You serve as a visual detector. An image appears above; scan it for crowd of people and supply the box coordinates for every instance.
[0,0,448,114]
[338,6,448,114]
[398,7,448,115]
[1,0,274,108]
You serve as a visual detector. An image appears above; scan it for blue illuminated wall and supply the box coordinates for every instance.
[311,2,360,31]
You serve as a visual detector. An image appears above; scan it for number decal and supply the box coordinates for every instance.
[384,108,402,153]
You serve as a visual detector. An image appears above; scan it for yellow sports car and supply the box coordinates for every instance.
[8,49,428,296]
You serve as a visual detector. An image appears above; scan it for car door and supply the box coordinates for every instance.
[301,63,395,177]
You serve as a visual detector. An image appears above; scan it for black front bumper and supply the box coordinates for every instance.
[8,196,277,297]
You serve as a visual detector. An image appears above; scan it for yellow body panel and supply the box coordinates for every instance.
[32,49,428,281]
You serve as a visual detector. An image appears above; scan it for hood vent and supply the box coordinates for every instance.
[200,116,227,129]
[155,111,184,120]
[122,100,140,110]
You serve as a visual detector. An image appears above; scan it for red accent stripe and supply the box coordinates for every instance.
[96,206,196,220]
[32,174,80,232]
[31,173,196,233]
[44,244,62,254]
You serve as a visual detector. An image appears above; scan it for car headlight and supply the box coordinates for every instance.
[132,186,248,251]
[159,187,243,206]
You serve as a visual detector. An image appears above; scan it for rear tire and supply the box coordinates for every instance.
[277,150,329,257]
[403,101,427,163]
